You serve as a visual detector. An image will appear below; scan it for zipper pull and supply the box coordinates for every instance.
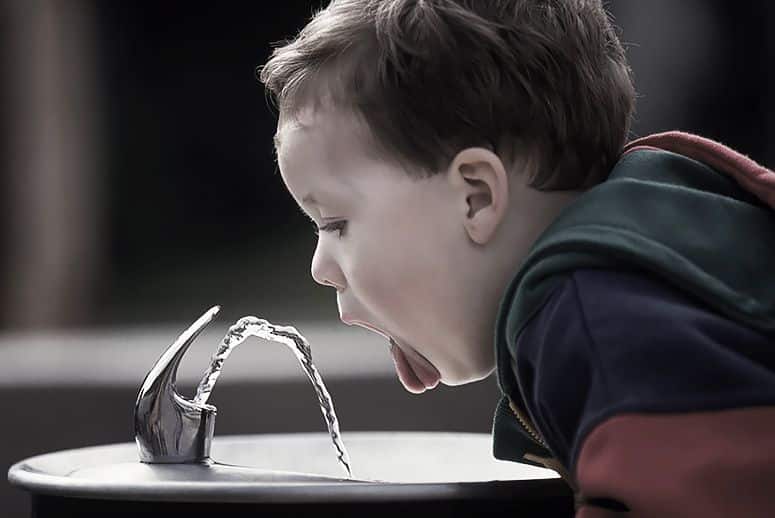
[523,452,578,493]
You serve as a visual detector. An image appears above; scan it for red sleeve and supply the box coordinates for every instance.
[574,406,775,517]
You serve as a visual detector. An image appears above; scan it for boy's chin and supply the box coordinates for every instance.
[440,365,496,386]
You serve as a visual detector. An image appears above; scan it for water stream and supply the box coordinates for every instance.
[192,315,352,479]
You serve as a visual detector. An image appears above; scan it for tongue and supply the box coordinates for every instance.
[389,340,440,394]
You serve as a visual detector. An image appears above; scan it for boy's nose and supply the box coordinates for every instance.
[311,242,346,291]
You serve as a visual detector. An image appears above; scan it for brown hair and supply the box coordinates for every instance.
[259,0,636,190]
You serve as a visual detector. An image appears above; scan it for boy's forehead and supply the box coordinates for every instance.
[275,108,312,153]
[276,105,370,202]
[275,103,375,158]
[277,103,334,142]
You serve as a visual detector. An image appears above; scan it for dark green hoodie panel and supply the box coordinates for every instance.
[492,148,775,462]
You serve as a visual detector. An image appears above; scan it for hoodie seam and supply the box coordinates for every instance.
[568,272,613,477]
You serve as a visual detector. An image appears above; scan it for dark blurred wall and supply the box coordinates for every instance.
[92,1,329,327]
[95,2,310,275]
[1,0,773,330]
[614,0,771,160]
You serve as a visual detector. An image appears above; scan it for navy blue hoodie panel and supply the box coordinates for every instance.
[514,268,775,472]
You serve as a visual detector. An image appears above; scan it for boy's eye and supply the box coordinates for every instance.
[313,220,347,238]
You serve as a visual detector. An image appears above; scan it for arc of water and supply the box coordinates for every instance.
[193,316,352,478]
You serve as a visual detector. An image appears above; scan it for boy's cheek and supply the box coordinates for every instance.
[352,271,417,327]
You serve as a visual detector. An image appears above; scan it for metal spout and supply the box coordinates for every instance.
[134,306,220,463]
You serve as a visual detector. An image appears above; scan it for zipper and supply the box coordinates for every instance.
[507,398,579,493]
[508,398,548,448]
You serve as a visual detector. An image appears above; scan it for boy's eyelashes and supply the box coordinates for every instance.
[312,219,348,238]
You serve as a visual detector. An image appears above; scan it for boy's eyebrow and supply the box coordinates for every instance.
[299,195,320,222]
[294,198,316,222]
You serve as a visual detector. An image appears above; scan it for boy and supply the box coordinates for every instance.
[259,0,775,515]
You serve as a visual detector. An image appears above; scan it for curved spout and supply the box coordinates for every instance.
[134,306,220,463]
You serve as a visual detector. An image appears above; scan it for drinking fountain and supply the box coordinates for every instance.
[8,308,574,517]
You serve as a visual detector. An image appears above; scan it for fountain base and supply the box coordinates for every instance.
[9,432,574,517]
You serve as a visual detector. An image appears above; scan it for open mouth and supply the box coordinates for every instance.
[341,317,441,394]
[388,337,441,394]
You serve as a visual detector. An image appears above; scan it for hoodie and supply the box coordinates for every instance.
[492,132,775,516]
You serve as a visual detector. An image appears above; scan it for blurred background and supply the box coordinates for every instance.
[1,0,773,515]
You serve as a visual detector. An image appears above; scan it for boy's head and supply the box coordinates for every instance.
[259,0,635,393]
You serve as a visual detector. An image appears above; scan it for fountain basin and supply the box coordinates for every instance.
[9,431,574,516]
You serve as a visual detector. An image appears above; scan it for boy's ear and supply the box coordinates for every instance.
[447,147,510,245]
